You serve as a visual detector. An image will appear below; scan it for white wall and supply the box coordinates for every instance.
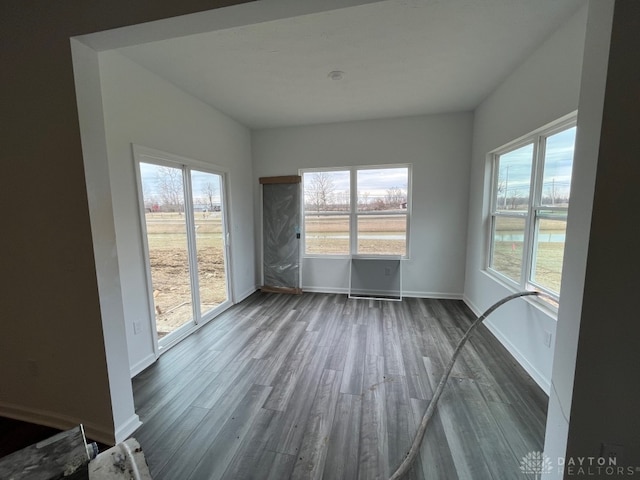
[543,1,614,475]
[252,113,473,297]
[99,51,255,376]
[463,5,589,393]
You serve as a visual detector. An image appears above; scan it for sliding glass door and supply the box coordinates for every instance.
[136,150,230,347]
[190,170,228,318]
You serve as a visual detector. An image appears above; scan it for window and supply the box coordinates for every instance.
[302,165,410,257]
[488,117,576,299]
[134,145,231,346]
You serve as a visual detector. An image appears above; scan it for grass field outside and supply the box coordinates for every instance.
[144,212,227,337]
[304,214,406,256]
[145,211,565,337]
[491,216,566,293]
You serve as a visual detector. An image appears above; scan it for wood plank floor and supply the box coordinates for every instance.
[132,292,547,480]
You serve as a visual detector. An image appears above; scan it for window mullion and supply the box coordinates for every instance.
[490,153,499,214]
[487,115,576,300]
[523,136,543,288]
[183,166,201,325]
[350,167,357,255]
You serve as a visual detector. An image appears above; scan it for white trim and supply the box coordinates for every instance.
[462,294,482,317]
[402,290,464,300]
[483,320,551,395]
[113,414,143,444]
[300,164,412,259]
[235,285,259,304]
[479,269,559,317]
[463,295,551,395]
[489,112,578,157]
[133,144,230,175]
[129,352,157,378]
[301,286,350,295]
[132,146,161,358]
[132,144,234,354]
[350,290,402,301]
[486,114,577,301]
[302,285,463,300]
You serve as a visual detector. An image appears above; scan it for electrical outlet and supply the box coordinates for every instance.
[543,330,553,348]
[133,321,142,334]
[601,443,624,464]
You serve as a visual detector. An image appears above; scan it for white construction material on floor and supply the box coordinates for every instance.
[89,438,152,480]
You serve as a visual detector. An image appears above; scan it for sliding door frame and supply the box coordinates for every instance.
[133,144,234,354]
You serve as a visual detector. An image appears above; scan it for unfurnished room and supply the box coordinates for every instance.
[1,1,639,479]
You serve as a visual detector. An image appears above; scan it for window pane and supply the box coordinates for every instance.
[304,214,350,255]
[357,214,406,256]
[531,218,567,294]
[303,171,350,213]
[139,162,192,338]
[495,144,533,213]
[541,126,576,207]
[491,216,526,282]
[357,168,408,212]
[190,170,227,317]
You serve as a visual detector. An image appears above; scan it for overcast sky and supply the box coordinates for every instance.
[139,162,222,204]
[303,167,409,199]
[497,126,575,200]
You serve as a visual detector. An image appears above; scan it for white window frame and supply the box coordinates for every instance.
[487,113,577,302]
[132,144,233,352]
[301,164,412,259]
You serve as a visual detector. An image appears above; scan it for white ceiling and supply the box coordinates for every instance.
[116,0,584,129]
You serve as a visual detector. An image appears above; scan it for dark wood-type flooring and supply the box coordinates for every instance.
[132,292,547,480]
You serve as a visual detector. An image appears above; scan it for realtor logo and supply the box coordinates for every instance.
[520,451,554,476]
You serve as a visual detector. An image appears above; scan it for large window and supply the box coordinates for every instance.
[302,165,410,257]
[134,145,231,347]
[488,117,576,299]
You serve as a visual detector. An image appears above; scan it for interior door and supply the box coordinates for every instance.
[260,176,302,294]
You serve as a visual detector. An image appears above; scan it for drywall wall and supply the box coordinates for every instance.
[71,39,141,444]
[99,50,255,375]
[463,5,589,392]
[564,0,640,470]
[252,113,473,297]
[542,1,614,476]
[0,0,250,447]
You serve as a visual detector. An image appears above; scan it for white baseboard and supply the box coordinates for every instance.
[0,401,118,445]
[234,285,258,304]
[463,295,551,394]
[403,290,463,300]
[463,294,482,316]
[302,286,349,294]
[114,413,143,444]
[302,286,464,300]
[483,321,551,394]
[129,352,157,378]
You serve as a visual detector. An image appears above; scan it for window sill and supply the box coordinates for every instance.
[304,254,410,260]
[481,269,559,320]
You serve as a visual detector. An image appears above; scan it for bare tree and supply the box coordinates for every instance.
[305,172,336,212]
[385,186,405,208]
[508,189,527,210]
[202,181,219,211]
[338,190,350,209]
[156,166,184,213]
[359,191,370,209]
